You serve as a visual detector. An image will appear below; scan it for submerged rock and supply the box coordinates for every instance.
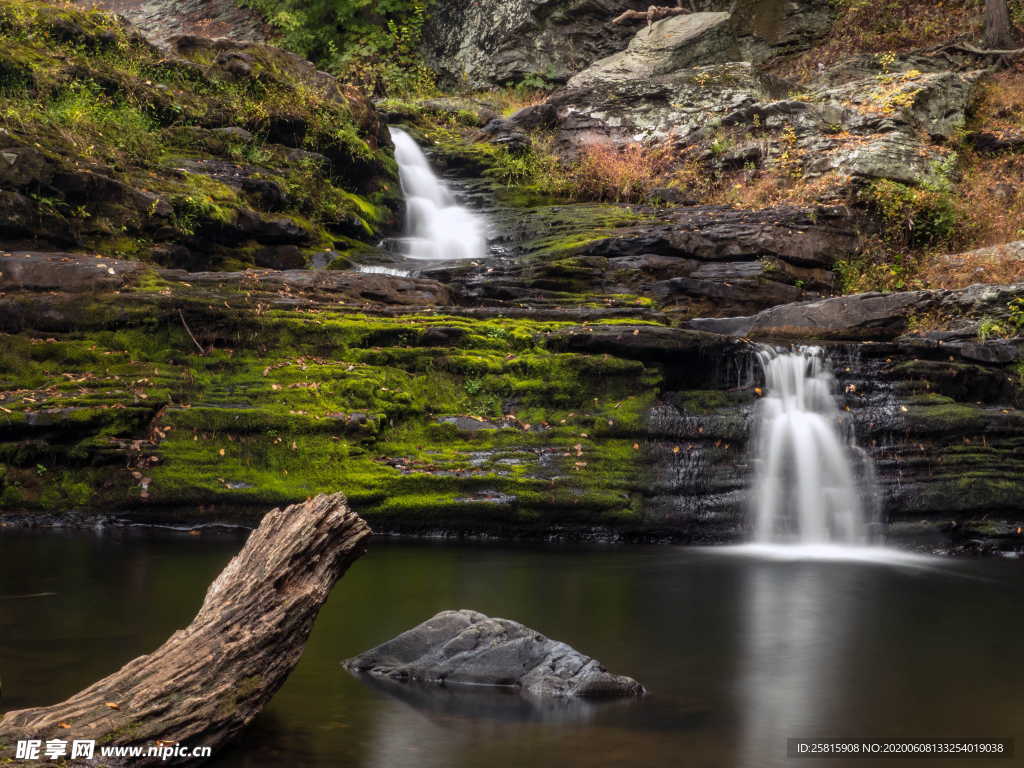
[344,609,645,698]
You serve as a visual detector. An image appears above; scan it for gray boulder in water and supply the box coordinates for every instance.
[343,609,644,698]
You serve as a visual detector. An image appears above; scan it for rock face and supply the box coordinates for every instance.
[546,54,983,189]
[422,0,651,88]
[423,0,834,88]
[345,610,644,698]
[72,0,267,44]
[442,197,858,317]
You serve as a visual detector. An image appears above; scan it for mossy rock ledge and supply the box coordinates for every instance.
[0,251,1022,553]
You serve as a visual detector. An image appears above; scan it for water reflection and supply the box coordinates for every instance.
[351,673,606,724]
[737,562,857,768]
[2,533,1022,768]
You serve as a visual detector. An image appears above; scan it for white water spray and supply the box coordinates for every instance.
[750,347,871,545]
[388,127,487,262]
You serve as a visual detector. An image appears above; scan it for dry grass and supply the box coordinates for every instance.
[469,88,549,117]
[568,141,678,203]
[919,244,1024,288]
[775,0,984,82]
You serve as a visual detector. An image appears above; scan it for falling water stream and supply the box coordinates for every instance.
[387,126,487,262]
[749,346,874,547]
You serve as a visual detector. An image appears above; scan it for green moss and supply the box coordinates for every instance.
[0,298,671,528]
[0,0,397,269]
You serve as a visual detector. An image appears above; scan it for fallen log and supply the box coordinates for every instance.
[0,493,370,766]
[613,5,690,26]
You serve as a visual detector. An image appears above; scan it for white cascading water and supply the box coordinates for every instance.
[750,347,868,545]
[388,127,487,262]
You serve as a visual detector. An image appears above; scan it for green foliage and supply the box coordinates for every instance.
[240,0,436,97]
[861,156,960,250]
[834,251,921,293]
[977,299,1024,340]
[0,0,397,265]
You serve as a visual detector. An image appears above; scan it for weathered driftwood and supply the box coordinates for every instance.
[0,493,370,766]
[613,5,690,26]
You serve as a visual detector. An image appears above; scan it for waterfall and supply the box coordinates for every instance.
[750,347,873,545]
[388,127,487,262]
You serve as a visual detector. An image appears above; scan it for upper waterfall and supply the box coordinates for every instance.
[388,126,487,262]
[749,347,874,546]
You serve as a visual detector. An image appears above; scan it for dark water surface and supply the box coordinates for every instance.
[1,530,1022,768]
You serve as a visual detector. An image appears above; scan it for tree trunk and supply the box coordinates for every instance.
[0,494,370,766]
[984,0,1017,49]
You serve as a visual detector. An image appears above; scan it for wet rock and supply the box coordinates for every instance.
[418,325,468,347]
[0,251,451,311]
[344,609,644,698]
[241,177,286,211]
[0,190,39,238]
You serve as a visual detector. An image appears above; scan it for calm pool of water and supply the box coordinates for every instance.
[1,530,1021,767]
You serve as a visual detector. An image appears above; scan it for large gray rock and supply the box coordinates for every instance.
[344,609,644,698]
[568,12,734,89]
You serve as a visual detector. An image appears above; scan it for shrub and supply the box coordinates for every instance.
[240,0,436,97]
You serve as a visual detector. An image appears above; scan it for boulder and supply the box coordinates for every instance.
[568,13,734,89]
[344,609,644,698]
[687,291,934,340]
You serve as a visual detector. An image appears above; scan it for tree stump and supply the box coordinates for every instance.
[984,0,1017,50]
[0,493,371,766]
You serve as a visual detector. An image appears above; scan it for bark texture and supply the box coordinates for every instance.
[984,0,1017,49]
[0,493,370,766]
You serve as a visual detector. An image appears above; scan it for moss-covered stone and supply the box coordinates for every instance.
[0,0,398,269]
